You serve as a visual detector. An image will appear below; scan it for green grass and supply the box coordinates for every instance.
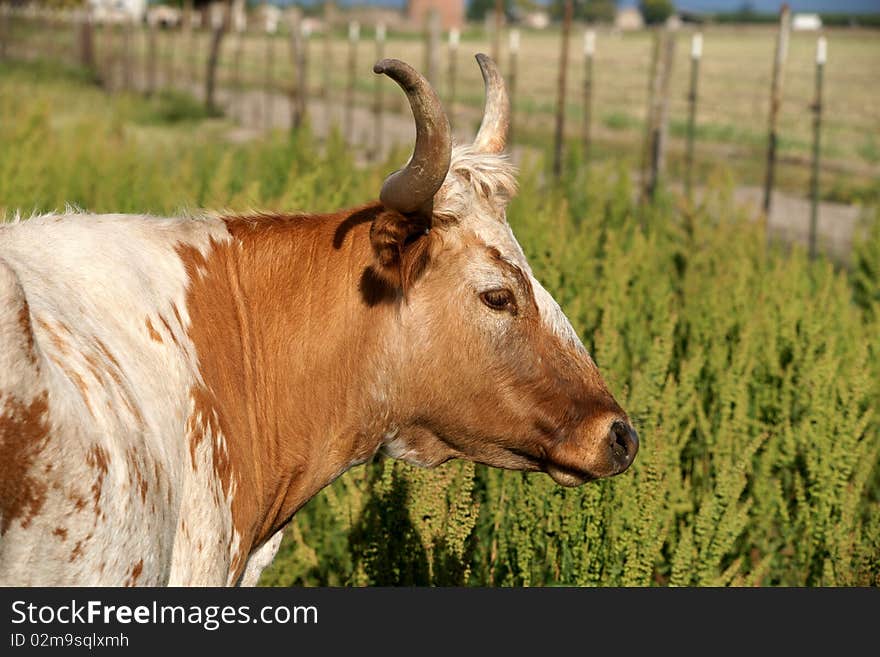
[2,60,878,587]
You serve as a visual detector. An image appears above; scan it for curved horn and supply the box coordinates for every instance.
[373,58,452,215]
[473,53,510,154]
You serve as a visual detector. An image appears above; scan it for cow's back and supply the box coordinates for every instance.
[0,212,233,585]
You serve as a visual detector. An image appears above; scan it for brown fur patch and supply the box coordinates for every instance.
[49,357,96,419]
[70,494,87,513]
[82,352,102,384]
[0,391,51,535]
[145,317,163,343]
[17,299,37,365]
[69,540,83,562]
[158,315,179,346]
[89,344,144,428]
[93,338,120,371]
[124,559,144,586]
[85,444,110,517]
[126,447,149,504]
[177,205,400,582]
[171,303,183,329]
[53,526,68,541]
[35,318,71,357]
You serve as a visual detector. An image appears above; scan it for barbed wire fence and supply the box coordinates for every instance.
[0,3,872,255]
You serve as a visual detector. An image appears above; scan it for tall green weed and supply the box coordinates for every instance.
[2,63,877,586]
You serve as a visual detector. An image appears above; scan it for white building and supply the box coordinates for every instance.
[522,11,551,30]
[793,13,823,31]
[614,7,644,31]
[88,0,147,24]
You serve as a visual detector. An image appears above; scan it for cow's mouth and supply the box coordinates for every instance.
[544,462,597,487]
[509,446,597,487]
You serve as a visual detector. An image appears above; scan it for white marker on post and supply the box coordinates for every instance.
[376,22,386,43]
[816,35,827,65]
[349,20,359,42]
[691,32,703,59]
[213,5,225,30]
[510,29,520,54]
[449,27,459,49]
[584,29,595,57]
[265,12,277,34]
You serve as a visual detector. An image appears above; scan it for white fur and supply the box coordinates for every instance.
[238,530,285,587]
[0,212,246,585]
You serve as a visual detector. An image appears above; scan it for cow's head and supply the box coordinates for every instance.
[370,55,638,486]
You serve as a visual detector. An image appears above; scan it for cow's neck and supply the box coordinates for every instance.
[178,203,397,577]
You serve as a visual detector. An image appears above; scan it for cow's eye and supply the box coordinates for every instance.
[480,288,516,314]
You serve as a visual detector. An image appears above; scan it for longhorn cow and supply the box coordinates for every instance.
[0,55,638,585]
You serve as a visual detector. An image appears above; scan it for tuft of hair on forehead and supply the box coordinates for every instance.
[433,144,518,225]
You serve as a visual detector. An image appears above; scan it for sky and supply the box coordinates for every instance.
[286,0,880,13]
[619,0,880,13]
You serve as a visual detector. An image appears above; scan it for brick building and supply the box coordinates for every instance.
[407,0,465,31]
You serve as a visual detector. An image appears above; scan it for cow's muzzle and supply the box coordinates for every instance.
[608,419,639,474]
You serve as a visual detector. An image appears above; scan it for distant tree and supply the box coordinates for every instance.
[639,0,675,25]
[467,0,515,22]
[736,1,757,21]
[549,0,616,22]
[586,0,616,23]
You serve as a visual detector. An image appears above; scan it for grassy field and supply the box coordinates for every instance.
[5,17,880,202]
[2,59,879,586]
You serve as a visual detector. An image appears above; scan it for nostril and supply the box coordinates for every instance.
[610,420,639,469]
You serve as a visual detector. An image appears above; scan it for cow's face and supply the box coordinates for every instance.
[371,55,637,485]
[375,150,638,486]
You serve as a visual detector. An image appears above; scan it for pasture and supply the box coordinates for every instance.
[1,58,878,586]
[4,17,880,202]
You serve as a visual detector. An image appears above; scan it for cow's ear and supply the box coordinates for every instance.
[369,209,431,296]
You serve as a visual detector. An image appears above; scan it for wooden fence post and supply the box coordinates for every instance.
[646,29,675,201]
[345,20,359,143]
[322,7,332,101]
[145,15,157,96]
[184,1,195,88]
[164,21,176,91]
[641,29,675,203]
[47,9,58,62]
[102,18,118,91]
[291,20,310,132]
[508,28,518,145]
[116,18,125,90]
[424,9,439,87]
[809,35,826,260]
[204,2,228,113]
[80,9,96,73]
[639,31,661,202]
[684,31,702,201]
[553,0,572,180]
[231,10,244,121]
[42,7,53,63]
[264,14,277,130]
[372,22,385,159]
[0,4,8,60]
[447,27,459,129]
[763,3,791,218]
[122,17,133,91]
[492,0,503,63]
[582,29,595,167]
